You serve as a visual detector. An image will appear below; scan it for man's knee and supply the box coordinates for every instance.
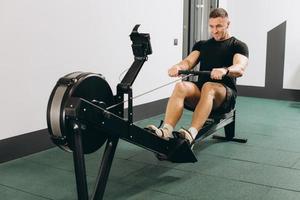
[201,82,218,97]
[174,82,187,92]
[173,81,200,98]
[173,81,197,96]
[201,82,227,106]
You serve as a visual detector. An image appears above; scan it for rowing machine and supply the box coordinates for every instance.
[47,25,196,200]
[46,25,247,200]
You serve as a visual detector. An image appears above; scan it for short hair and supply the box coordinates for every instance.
[209,8,228,18]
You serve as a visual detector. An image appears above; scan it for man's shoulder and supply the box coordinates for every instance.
[192,39,210,51]
[231,37,247,47]
[195,39,210,45]
[193,39,213,48]
[230,37,249,57]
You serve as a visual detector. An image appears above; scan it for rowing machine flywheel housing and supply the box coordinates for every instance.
[47,72,115,154]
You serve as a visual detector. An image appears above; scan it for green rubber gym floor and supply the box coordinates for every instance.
[1,96,300,200]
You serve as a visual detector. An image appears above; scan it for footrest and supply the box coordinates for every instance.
[212,135,247,143]
[165,138,197,163]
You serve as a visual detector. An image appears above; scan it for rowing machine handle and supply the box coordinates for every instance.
[178,70,211,76]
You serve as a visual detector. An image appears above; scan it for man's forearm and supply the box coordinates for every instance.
[227,64,246,77]
[176,59,193,70]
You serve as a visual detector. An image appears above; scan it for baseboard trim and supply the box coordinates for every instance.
[0,98,168,163]
[237,85,300,101]
[0,129,55,163]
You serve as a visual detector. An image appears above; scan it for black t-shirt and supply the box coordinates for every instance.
[192,37,249,92]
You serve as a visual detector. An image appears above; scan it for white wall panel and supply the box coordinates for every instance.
[0,0,183,140]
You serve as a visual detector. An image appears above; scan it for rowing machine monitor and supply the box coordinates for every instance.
[130,24,152,58]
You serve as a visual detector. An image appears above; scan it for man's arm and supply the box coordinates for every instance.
[168,51,200,77]
[211,53,248,80]
[227,53,248,77]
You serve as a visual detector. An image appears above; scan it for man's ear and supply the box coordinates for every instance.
[227,21,230,28]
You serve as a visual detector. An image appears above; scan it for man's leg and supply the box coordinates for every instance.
[164,81,201,127]
[191,82,226,131]
[146,81,201,139]
[178,82,227,144]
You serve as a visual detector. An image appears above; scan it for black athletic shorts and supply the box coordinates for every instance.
[185,81,237,115]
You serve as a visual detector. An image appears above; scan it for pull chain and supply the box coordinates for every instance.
[106,74,192,110]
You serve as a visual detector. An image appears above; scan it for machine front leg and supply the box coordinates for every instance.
[92,137,119,200]
[72,122,89,200]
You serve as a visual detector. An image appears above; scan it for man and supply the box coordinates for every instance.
[147,8,249,147]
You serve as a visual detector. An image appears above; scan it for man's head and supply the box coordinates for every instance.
[209,8,230,41]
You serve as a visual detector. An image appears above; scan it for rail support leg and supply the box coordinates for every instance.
[92,137,119,200]
[72,122,89,200]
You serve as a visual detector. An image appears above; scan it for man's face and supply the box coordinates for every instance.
[209,17,230,41]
